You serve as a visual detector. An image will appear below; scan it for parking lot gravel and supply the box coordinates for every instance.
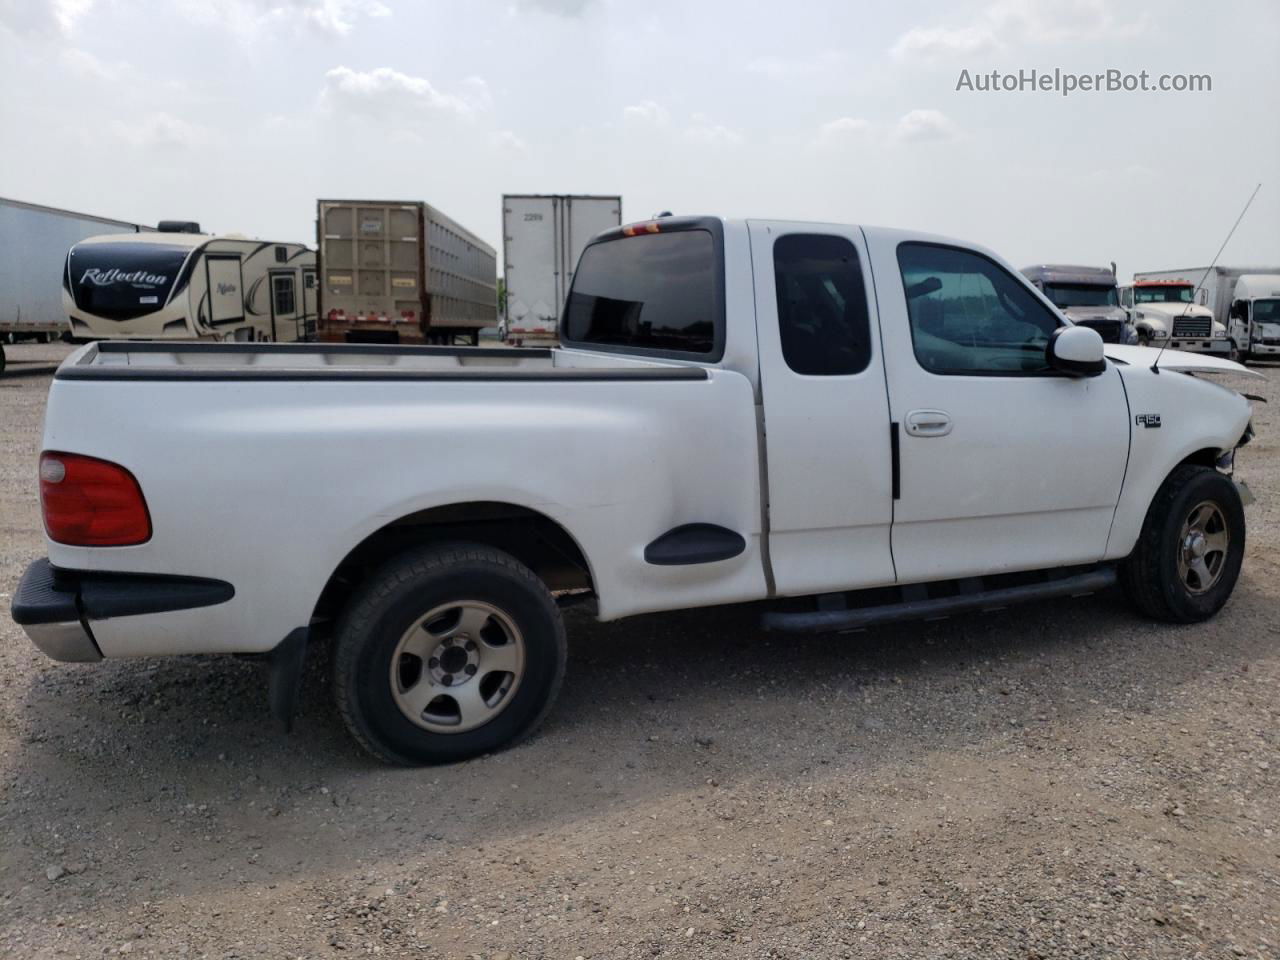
[1,341,1277,959]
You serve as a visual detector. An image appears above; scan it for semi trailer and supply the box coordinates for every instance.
[316,199,497,346]
[500,194,621,344]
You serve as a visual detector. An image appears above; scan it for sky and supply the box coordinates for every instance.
[1,0,1277,279]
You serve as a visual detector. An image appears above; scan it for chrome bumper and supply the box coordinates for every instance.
[10,559,102,662]
[22,620,102,663]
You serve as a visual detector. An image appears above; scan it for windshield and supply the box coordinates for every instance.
[562,229,718,354]
[1134,285,1193,304]
[1253,299,1280,324]
[1043,282,1118,309]
[68,242,191,320]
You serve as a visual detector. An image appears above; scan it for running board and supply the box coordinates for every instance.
[761,567,1117,634]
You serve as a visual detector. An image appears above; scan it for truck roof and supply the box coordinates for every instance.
[1021,264,1116,285]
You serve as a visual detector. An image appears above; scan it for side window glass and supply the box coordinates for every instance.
[897,243,1060,375]
[774,234,872,375]
[272,275,296,316]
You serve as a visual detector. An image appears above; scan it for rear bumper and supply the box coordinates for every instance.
[10,559,100,662]
[11,558,234,663]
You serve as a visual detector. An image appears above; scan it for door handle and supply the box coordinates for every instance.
[904,409,952,437]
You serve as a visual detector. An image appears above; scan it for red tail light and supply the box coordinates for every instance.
[39,452,152,546]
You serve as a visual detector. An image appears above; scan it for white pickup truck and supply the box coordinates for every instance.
[12,217,1260,765]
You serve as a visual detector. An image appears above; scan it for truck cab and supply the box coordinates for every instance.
[1021,264,1137,344]
[1119,279,1230,356]
[1228,274,1280,360]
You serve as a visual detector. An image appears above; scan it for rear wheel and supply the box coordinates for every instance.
[1120,464,1245,622]
[333,542,567,765]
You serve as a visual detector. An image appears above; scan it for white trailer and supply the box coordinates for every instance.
[0,197,150,374]
[1135,266,1280,362]
[501,194,621,343]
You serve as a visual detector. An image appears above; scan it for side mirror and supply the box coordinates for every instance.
[1046,325,1106,377]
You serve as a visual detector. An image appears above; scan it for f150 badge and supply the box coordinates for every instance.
[1135,414,1162,429]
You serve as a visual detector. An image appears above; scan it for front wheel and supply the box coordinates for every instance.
[332,542,567,765]
[1120,464,1245,623]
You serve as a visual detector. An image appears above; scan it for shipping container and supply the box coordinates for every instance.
[501,194,622,343]
[0,196,150,344]
[316,199,497,345]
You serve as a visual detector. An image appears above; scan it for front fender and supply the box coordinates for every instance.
[1104,368,1253,558]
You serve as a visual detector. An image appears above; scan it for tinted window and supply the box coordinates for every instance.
[272,275,296,315]
[898,243,1060,375]
[67,242,190,320]
[1042,282,1118,308]
[774,234,872,375]
[562,230,717,355]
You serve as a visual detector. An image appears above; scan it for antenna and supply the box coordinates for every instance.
[1150,182,1261,373]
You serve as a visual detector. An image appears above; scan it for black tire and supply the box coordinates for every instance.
[332,542,567,765]
[0,342,5,376]
[1119,464,1245,623]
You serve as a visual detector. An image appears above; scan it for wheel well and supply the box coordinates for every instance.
[310,502,594,631]
[1178,447,1220,470]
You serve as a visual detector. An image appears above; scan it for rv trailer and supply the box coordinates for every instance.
[64,224,317,343]
[315,199,497,346]
[501,194,622,344]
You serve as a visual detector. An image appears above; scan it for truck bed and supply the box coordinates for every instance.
[57,340,708,382]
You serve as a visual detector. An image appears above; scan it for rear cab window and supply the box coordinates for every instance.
[560,217,725,360]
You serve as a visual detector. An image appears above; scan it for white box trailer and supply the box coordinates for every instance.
[501,194,621,343]
[1132,265,1280,362]
[0,197,150,373]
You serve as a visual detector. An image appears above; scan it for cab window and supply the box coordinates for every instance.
[774,234,871,376]
[897,243,1060,375]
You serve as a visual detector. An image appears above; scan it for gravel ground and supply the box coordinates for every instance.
[1,341,1277,960]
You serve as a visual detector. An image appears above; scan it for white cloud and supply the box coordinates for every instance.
[291,0,389,36]
[746,51,849,79]
[685,114,742,146]
[175,0,388,41]
[490,129,527,151]
[112,112,211,150]
[321,65,480,118]
[0,0,94,35]
[59,46,119,80]
[515,0,596,16]
[892,0,1145,61]
[816,116,871,144]
[53,0,94,30]
[622,100,669,125]
[891,25,999,61]
[894,109,958,143]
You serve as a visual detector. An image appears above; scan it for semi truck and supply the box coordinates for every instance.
[500,194,621,344]
[316,199,497,346]
[1135,266,1280,362]
[1020,264,1137,343]
[1119,275,1231,357]
[0,197,150,375]
[12,215,1260,765]
[64,223,317,343]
